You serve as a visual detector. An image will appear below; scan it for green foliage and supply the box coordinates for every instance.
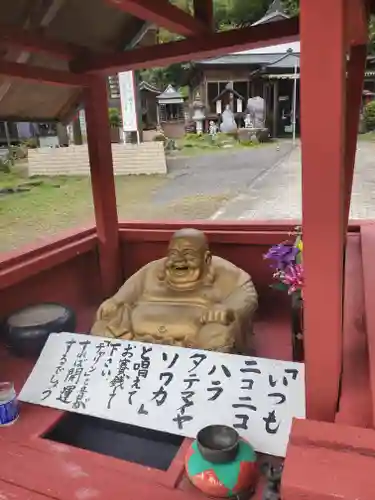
[153,133,167,142]
[364,100,375,130]
[108,108,121,128]
[271,282,290,292]
[0,159,11,173]
[282,0,299,15]
[142,0,275,90]
[142,0,375,104]
[21,137,38,149]
[140,63,191,93]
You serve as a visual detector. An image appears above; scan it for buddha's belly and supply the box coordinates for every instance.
[131,301,206,344]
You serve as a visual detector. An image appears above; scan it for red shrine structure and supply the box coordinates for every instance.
[0,1,374,499]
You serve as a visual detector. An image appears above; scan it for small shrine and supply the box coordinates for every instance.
[157,84,186,138]
[213,82,245,124]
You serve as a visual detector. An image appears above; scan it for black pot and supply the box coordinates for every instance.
[291,294,304,362]
[197,425,239,464]
[4,303,76,358]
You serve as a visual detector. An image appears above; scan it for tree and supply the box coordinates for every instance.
[141,0,273,88]
[281,0,299,16]
[282,0,375,53]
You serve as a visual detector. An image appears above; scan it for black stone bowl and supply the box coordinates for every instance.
[4,302,76,358]
[197,425,239,464]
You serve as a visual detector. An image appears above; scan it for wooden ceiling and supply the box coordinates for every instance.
[0,0,148,121]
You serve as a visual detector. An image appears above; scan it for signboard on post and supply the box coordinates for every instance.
[118,71,139,136]
[19,333,306,457]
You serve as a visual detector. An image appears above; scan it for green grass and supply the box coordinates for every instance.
[0,168,233,254]
[358,131,375,142]
[173,132,264,157]
[0,171,165,253]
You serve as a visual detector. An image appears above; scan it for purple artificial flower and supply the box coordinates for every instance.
[264,244,299,270]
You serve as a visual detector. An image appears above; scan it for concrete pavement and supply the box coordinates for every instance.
[211,141,375,220]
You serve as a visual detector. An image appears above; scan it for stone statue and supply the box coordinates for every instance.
[91,228,258,353]
[246,96,266,128]
[220,105,237,134]
[244,114,253,129]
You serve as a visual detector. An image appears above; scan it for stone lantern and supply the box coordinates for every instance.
[192,92,206,134]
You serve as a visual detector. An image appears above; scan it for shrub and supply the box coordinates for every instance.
[0,158,10,173]
[9,145,27,160]
[153,133,167,142]
[225,130,239,141]
[21,137,38,149]
[364,100,375,131]
[108,107,122,128]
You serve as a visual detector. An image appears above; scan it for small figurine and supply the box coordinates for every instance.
[209,120,218,137]
[244,113,253,129]
[262,463,283,500]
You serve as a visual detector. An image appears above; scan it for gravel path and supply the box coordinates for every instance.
[155,141,293,205]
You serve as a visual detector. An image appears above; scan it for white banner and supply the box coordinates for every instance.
[118,71,138,132]
[19,333,305,457]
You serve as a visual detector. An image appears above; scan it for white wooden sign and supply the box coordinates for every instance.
[19,333,305,457]
[118,71,138,132]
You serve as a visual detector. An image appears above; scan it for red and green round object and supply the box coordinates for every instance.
[185,439,258,498]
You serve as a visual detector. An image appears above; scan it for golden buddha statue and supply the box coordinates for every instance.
[91,228,258,353]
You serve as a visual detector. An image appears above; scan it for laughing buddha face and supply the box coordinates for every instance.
[164,229,211,289]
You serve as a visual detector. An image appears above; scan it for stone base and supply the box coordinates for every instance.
[238,127,270,143]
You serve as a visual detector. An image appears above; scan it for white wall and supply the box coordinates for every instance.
[28,142,167,176]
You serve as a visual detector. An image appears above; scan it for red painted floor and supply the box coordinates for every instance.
[0,304,290,499]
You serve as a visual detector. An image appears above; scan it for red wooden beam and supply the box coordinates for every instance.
[73,17,299,75]
[300,0,347,422]
[0,59,91,87]
[193,0,214,30]
[0,24,85,60]
[84,78,122,297]
[105,0,208,36]
[346,0,369,46]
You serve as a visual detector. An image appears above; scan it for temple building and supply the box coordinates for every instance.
[187,0,375,137]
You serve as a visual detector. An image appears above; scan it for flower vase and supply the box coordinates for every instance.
[185,439,257,498]
[291,293,304,362]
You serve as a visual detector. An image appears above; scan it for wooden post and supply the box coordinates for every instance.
[84,77,122,298]
[272,80,279,138]
[193,0,214,29]
[300,0,347,421]
[72,116,83,145]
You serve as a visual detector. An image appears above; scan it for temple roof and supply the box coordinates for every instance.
[139,81,161,93]
[264,52,300,69]
[196,52,289,66]
[157,84,184,104]
[0,0,152,122]
[251,0,289,26]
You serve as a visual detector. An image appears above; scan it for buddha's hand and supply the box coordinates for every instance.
[200,307,235,326]
[97,298,119,320]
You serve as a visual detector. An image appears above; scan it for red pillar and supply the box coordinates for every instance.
[84,77,122,298]
[300,0,347,421]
